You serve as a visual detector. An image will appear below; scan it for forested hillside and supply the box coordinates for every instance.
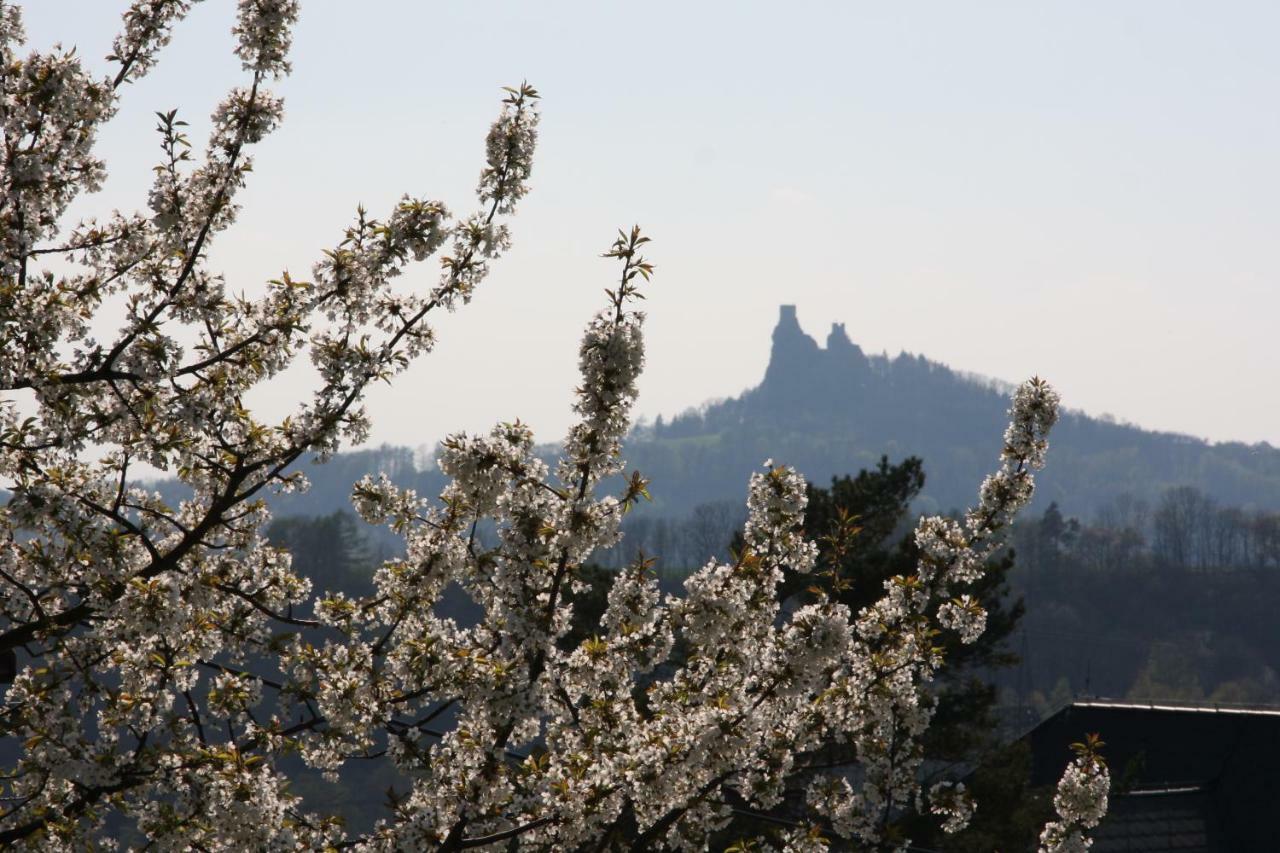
[1008,496,1280,710]
[631,305,1280,518]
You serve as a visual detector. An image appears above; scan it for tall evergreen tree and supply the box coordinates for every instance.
[265,511,376,598]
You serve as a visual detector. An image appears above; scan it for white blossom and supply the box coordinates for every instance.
[1038,741,1111,853]
[0,3,1076,849]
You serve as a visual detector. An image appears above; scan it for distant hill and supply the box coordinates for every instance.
[627,305,1280,518]
[149,305,1280,523]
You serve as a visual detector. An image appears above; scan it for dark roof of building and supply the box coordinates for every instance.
[1098,787,1218,853]
[1026,698,1280,852]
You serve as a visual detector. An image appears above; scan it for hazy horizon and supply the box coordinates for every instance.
[21,1,1280,452]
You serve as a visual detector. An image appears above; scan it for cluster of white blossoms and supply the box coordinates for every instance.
[791,375,1064,845]
[0,2,1104,850]
[0,1,535,848]
[1039,732,1111,850]
[927,780,975,835]
[1038,736,1111,853]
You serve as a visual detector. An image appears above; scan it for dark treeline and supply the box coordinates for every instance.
[1024,487,1280,574]
[1009,489,1280,712]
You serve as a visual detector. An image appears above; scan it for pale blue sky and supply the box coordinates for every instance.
[22,1,1280,451]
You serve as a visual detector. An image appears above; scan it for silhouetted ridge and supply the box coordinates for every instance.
[635,305,1280,518]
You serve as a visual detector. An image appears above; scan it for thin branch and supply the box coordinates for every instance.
[459,817,553,848]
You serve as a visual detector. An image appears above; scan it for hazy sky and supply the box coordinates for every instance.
[21,1,1280,453]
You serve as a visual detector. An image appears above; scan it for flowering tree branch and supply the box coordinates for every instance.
[1,2,538,847]
[1038,734,1110,853]
[0,2,1087,850]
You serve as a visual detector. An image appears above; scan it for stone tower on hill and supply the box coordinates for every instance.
[761,305,819,389]
[824,321,869,372]
[758,305,870,413]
